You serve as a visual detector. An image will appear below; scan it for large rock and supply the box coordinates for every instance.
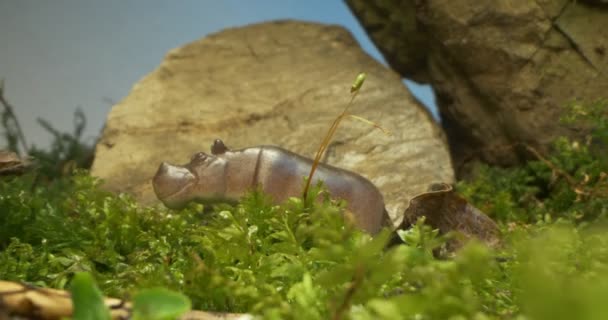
[347,0,608,173]
[91,20,454,226]
[346,1,430,83]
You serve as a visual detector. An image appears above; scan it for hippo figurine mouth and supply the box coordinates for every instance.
[152,162,197,209]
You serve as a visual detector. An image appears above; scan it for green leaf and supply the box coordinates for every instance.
[70,272,111,320]
[132,287,191,320]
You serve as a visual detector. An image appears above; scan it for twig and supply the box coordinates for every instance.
[523,144,579,187]
[457,141,597,199]
[331,264,365,320]
[457,142,579,184]
[0,80,29,155]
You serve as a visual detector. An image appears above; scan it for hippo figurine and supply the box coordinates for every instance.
[152,139,390,234]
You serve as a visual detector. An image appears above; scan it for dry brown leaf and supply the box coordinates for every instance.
[400,183,501,250]
[0,151,32,176]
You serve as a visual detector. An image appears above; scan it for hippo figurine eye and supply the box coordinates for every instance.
[190,152,208,163]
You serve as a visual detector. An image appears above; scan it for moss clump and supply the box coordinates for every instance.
[0,172,503,318]
[0,172,204,294]
[458,100,608,224]
[1,168,607,319]
[1,100,607,319]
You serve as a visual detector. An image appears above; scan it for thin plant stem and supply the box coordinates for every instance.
[0,80,29,155]
[302,91,358,200]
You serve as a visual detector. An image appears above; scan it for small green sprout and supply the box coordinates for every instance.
[132,287,192,320]
[351,72,366,93]
[70,272,111,320]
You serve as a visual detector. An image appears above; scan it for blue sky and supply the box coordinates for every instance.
[0,0,435,149]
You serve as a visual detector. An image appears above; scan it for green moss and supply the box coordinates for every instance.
[1,100,607,319]
[1,168,607,319]
[457,100,608,224]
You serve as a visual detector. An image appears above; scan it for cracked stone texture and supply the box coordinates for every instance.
[90,20,454,226]
[346,0,608,173]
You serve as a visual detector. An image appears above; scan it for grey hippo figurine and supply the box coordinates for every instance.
[152,139,390,235]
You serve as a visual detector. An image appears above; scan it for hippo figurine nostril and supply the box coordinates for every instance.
[156,162,170,175]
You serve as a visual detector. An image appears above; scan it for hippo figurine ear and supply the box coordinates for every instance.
[211,139,229,155]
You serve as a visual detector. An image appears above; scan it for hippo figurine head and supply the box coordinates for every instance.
[152,140,230,209]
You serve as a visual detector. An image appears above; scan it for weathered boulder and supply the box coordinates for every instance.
[90,20,454,226]
[346,1,430,83]
[347,0,608,173]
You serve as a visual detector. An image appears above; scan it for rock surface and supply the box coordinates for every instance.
[347,0,608,173]
[90,20,454,226]
[0,280,252,320]
[0,150,31,176]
